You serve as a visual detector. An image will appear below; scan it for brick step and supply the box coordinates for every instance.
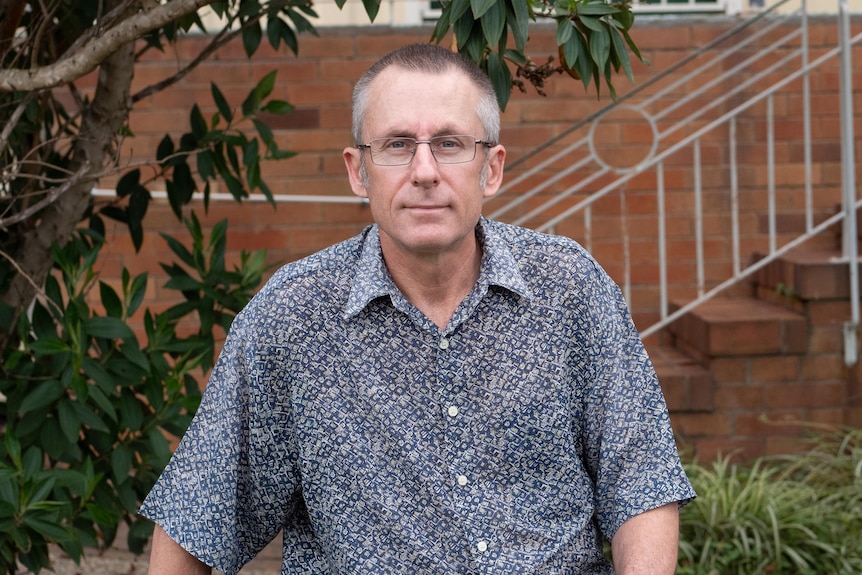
[752,248,858,302]
[668,297,807,361]
[647,344,714,413]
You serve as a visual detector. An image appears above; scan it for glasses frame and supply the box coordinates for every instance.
[356,135,494,166]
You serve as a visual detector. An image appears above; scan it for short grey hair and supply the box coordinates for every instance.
[351,43,501,146]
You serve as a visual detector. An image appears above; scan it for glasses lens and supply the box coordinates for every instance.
[369,138,416,166]
[366,136,478,165]
[430,135,476,164]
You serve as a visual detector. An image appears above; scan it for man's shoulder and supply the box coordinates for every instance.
[243,228,369,316]
[484,219,593,262]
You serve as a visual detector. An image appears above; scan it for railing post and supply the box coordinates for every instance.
[838,0,858,366]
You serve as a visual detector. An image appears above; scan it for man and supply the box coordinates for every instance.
[142,43,695,574]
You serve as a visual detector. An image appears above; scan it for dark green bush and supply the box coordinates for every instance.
[0,215,267,574]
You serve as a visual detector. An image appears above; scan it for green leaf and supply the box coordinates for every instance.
[58,400,81,444]
[252,120,273,152]
[211,82,233,123]
[471,0,497,18]
[572,29,592,88]
[161,233,195,268]
[71,401,110,433]
[480,0,506,50]
[197,149,215,181]
[148,428,172,464]
[23,513,73,542]
[589,26,611,71]
[556,18,573,46]
[164,275,202,292]
[29,337,71,355]
[19,380,64,413]
[82,316,135,340]
[156,135,174,164]
[279,19,299,55]
[578,1,619,15]
[116,169,140,198]
[111,446,132,485]
[266,15,282,49]
[189,104,207,141]
[126,273,148,318]
[171,161,196,205]
[506,0,529,52]
[119,390,144,432]
[362,0,381,21]
[450,0,473,23]
[430,9,452,42]
[241,20,262,57]
[487,51,512,111]
[578,15,605,32]
[254,70,277,102]
[99,281,122,318]
[120,341,150,372]
[609,26,634,82]
[21,447,43,481]
[4,428,21,470]
[261,99,293,115]
[87,385,118,422]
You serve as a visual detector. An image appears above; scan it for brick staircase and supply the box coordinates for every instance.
[649,246,862,462]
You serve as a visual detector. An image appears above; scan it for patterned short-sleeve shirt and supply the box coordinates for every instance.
[140,218,695,575]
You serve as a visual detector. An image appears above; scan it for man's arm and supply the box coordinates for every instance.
[148,525,212,575]
[611,502,680,575]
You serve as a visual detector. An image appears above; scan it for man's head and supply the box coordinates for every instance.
[350,43,501,147]
[342,43,506,262]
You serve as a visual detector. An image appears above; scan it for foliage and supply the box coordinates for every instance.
[0,218,268,574]
[678,426,862,575]
[429,0,644,109]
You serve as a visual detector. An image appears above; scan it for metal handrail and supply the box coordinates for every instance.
[489,0,859,362]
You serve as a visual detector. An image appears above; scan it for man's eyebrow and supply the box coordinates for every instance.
[377,125,466,139]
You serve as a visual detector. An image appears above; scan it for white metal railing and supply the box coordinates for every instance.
[488,0,860,362]
[630,0,727,14]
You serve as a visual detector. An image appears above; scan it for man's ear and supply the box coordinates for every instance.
[482,144,507,199]
[343,147,368,198]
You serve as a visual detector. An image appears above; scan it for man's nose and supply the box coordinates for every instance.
[410,142,440,182]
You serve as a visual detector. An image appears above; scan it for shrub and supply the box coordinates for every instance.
[0,215,267,574]
[679,426,862,575]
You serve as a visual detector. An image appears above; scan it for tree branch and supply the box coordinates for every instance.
[0,0,215,92]
[0,162,91,230]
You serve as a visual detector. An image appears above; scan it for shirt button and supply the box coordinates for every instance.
[447,406,459,417]
[476,541,488,553]
[438,337,450,350]
[457,475,468,487]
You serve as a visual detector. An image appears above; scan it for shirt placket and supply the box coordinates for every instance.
[435,330,497,569]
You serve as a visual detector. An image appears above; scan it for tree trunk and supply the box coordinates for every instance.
[1,34,135,330]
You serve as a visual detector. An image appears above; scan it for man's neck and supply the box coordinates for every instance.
[381,235,482,331]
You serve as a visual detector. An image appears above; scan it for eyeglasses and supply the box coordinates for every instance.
[357,135,494,166]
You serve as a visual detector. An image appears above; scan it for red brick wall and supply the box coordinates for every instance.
[89,17,862,458]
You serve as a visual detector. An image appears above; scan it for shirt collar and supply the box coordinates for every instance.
[343,219,532,319]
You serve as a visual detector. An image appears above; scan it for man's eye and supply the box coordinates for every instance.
[435,137,466,150]
[387,139,412,150]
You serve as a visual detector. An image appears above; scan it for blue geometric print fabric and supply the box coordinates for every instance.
[140,218,695,575]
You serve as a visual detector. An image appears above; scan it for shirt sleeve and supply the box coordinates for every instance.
[578,264,696,540]
[139,307,303,575]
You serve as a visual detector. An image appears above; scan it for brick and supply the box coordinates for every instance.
[673,412,731,437]
[764,381,846,409]
[734,410,806,436]
[749,355,800,383]
[714,385,766,409]
[692,437,766,464]
[800,354,847,382]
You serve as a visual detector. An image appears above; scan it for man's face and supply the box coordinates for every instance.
[343,67,505,261]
